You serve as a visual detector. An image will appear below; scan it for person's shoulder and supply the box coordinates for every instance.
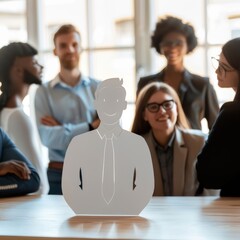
[211,101,240,131]
[83,76,100,90]
[141,132,151,141]
[221,101,238,109]
[122,130,147,144]
[88,76,100,82]
[185,69,208,82]
[84,76,100,85]
[1,108,28,129]
[139,72,161,82]
[188,72,210,85]
[9,108,28,121]
[186,70,214,92]
[0,127,10,143]
[180,128,207,141]
[0,127,4,136]
[137,72,163,95]
[122,129,139,137]
[36,81,50,89]
[70,129,97,144]
[35,79,54,97]
[13,108,33,125]
[220,101,240,115]
[41,75,59,88]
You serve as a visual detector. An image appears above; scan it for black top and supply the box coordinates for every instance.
[196,101,240,196]
[137,69,219,130]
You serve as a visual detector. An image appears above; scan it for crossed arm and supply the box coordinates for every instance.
[41,115,100,128]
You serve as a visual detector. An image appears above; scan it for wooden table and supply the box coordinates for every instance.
[0,195,240,239]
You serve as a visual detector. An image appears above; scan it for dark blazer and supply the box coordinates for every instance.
[196,101,240,196]
[0,128,40,197]
[137,69,219,130]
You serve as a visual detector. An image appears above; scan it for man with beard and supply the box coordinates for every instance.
[34,24,100,195]
[0,42,49,194]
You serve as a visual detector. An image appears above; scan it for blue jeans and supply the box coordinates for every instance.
[47,168,63,195]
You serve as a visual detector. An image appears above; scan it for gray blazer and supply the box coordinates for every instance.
[143,127,206,196]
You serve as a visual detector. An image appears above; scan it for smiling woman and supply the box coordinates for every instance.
[131,81,210,196]
[137,15,219,131]
[146,99,175,113]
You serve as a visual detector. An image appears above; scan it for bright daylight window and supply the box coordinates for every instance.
[0,0,240,130]
[42,0,135,130]
[153,0,240,107]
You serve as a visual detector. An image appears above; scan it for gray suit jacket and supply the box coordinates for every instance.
[143,127,206,196]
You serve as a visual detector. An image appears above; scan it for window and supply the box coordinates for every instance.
[151,0,240,107]
[41,0,135,130]
[0,0,239,130]
[207,0,240,105]
[0,0,26,46]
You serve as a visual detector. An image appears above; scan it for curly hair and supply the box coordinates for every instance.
[151,16,198,54]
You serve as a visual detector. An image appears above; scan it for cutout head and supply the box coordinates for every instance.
[94,78,127,125]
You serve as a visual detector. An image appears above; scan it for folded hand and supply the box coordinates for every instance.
[0,160,31,180]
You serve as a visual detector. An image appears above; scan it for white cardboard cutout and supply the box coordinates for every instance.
[62,78,154,215]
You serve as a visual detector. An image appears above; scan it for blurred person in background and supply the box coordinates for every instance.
[197,37,240,197]
[0,42,49,194]
[34,24,100,195]
[137,16,219,130]
[132,82,210,196]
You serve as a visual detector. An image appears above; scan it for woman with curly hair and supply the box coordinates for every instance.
[137,16,219,130]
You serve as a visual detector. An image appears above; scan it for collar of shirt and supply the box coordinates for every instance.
[152,130,175,152]
[160,68,191,94]
[50,74,91,89]
[96,124,123,140]
[180,69,192,93]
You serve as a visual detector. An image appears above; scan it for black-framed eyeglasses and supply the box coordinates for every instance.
[146,100,175,113]
[160,39,185,48]
[211,56,236,77]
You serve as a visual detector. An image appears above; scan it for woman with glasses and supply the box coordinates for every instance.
[197,37,240,197]
[137,16,219,131]
[132,82,207,196]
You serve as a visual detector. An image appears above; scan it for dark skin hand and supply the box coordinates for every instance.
[91,117,101,129]
[0,160,31,180]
